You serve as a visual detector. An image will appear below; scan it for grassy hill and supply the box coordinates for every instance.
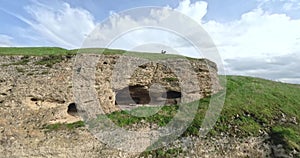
[0,47,185,58]
[215,76,300,151]
[0,47,69,56]
[0,47,207,62]
[1,47,299,156]
[102,75,300,156]
[0,47,207,68]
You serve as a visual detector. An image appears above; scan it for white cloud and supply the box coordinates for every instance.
[0,34,14,47]
[175,0,207,23]
[23,1,97,48]
[203,8,300,59]
[84,0,209,52]
[168,0,300,83]
[199,7,300,83]
[224,53,300,84]
[83,4,208,48]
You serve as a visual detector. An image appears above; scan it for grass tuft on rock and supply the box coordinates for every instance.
[43,121,85,131]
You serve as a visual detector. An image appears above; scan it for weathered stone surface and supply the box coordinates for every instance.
[0,54,229,157]
[92,55,221,113]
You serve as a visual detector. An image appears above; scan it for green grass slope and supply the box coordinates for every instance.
[0,47,199,60]
[0,47,69,56]
[215,76,300,151]
[103,76,300,154]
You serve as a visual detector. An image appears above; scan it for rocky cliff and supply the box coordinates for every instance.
[0,53,221,124]
[0,54,272,157]
[86,54,221,113]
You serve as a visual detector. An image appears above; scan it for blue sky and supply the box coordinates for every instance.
[0,0,300,83]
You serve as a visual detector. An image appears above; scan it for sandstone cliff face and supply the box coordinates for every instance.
[91,54,221,113]
[0,54,222,122]
[0,54,255,158]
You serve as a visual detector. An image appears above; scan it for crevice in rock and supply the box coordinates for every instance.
[30,98,40,102]
[67,103,78,116]
[0,93,7,96]
[47,99,66,104]
[138,65,147,69]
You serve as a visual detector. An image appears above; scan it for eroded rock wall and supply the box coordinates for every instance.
[0,54,221,119]
[92,55,221,113]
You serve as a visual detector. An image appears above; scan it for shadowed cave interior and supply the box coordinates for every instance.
[115,85,181,106]
[67,103,78,116]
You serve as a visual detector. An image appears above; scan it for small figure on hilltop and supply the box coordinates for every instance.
[161,50,166,54]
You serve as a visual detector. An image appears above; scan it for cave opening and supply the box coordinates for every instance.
[67,103,78,116]
[115,85,150,105]
[163,91,182,99]
[115,85,182,106]
[162,91,182,105]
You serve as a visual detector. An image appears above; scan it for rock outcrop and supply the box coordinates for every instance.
[0,54,226,157]
[90,54,221,113]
